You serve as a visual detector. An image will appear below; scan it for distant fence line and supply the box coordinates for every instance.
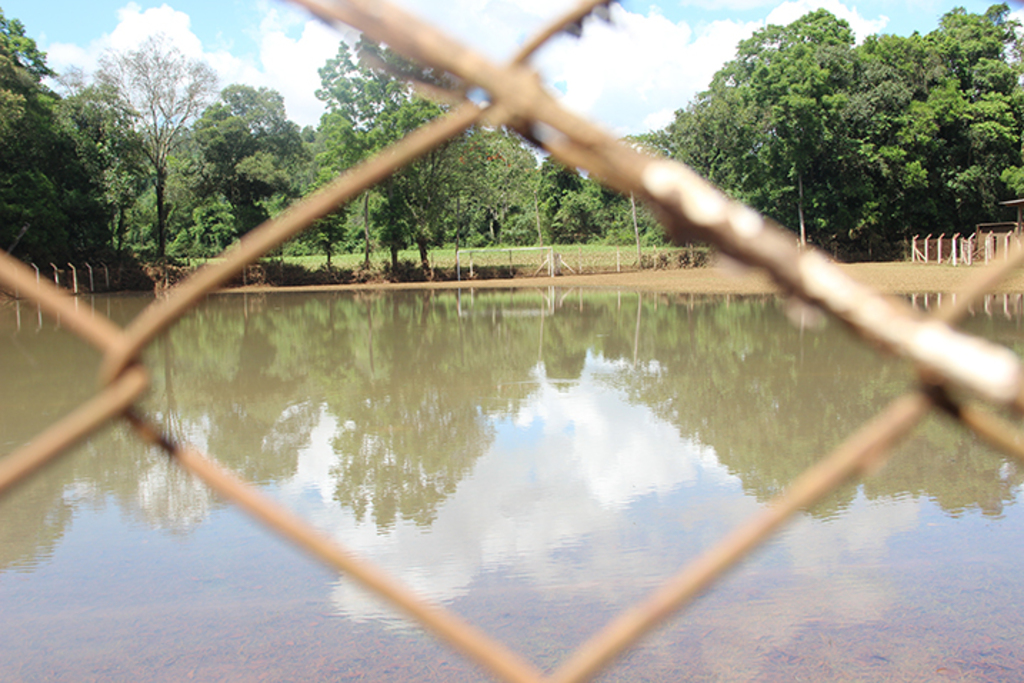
[453,245,709,280]
[316,244,711,279]
[7,247,711,296]
[11,262,114,295]
[911,227,1021,265]
[911,290,1024,319]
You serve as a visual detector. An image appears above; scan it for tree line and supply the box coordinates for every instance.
[0,13,661,272]
[648,3,1024,259]
[2,4,1024,269]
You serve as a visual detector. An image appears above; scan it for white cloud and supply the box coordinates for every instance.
[532,8,762,135]
[46,41,92,73]
[107,2,203,55]
[276,355,743,623]
[45,1,349,128]
[389,0,886,135]
[532,0,888,135]
[47,3,195,75]
[679,0,791,9]
[248,8,350,127]
[1009,6,1024,33]
[42,0,890,133]
[371,0,759,135]
[396,0,582,58]
[765,0,889,41]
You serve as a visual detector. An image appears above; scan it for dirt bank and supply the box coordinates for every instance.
[234,262,1024,296]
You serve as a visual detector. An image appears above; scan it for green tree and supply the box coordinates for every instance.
[0,9,49,139]
[453,127,539,246]
[840,33,941,255]
[303,111,357,267]
[56,75,147,256]
[315,38,454,271]
[537,158,609,244]
[929,6,1024,224]
[852,5,1023,247]
[97,34,218,259]
[315,39,410,268]
[383,96,458,270]
[192,84,307,247]
[659,4,1024,259]
[0,11,107,262]
[727,9,858,246]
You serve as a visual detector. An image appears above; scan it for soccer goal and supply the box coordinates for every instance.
[456,246,554,281]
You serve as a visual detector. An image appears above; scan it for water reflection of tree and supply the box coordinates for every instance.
[598,296,1024,518]
[0,456,76,571]
[0,422,217,571]
[149,295,309,484]
[326,292,541,529]
[3,291,1021,571]
[150,291,553,530]
[631,298,893,514]
[866,416,1023,517]
[1,295,207,571]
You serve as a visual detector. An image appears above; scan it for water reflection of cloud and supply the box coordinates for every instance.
[135,459,213,531]
[274,352,935,637]
[777,493,920,623]
[275,355,740,625]
[510,356,722,509]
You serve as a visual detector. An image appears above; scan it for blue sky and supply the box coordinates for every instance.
[4,0,1016,133]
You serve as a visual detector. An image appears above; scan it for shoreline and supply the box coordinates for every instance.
[227,262,1024,296]
[5,262,1024,301]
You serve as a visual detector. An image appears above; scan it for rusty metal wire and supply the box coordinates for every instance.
[2,1,1024,681]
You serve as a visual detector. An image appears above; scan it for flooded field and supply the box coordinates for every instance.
[1,288,1023,682]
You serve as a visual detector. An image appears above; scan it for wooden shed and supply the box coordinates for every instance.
[999,197,1024,233]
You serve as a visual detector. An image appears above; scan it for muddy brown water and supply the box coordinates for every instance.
[1,288,1023,682]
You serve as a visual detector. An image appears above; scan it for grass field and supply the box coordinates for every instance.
[27,246,1020,295]
[264,244,708,275]
[233,259,1024,295]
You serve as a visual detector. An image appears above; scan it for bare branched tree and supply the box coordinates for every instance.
[97,35,217,259]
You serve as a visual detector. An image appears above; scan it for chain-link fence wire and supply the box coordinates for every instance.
[3,1,1024,680]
